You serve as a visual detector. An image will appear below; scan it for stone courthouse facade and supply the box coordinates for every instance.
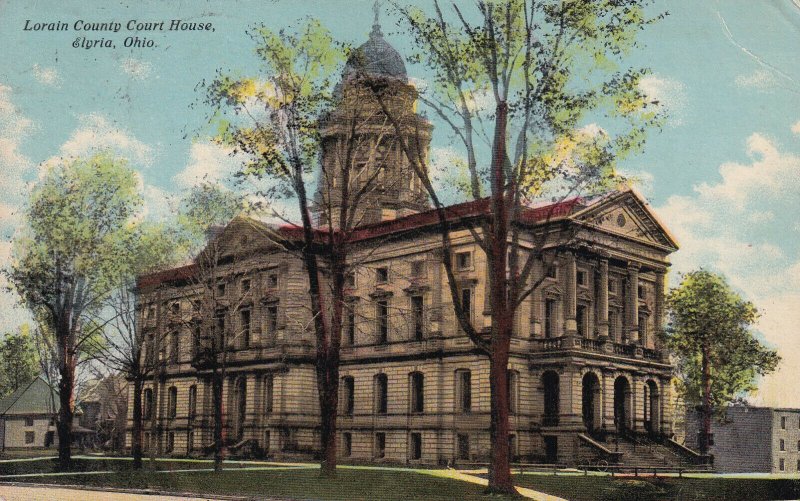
[128,23,681,466]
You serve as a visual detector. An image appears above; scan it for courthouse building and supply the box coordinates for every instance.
[128,21,687,466]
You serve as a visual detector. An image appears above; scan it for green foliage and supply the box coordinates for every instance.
[665,270,780,415]
[176,182,247,253]
[0,324,40,399]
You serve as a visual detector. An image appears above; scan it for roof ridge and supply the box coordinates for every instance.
[0,376,41,416]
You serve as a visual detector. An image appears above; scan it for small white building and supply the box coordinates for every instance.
[0,376,58,450]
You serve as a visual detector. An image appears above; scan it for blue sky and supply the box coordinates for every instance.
[0,0,799,405]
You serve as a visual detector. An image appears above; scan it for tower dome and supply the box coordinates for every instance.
[342,9,407,81]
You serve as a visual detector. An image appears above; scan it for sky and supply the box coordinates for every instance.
[0,0,798,406]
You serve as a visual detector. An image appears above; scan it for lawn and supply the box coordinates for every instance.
[2,467,521,501]
[0,456,272,476]
[514,474,800,501]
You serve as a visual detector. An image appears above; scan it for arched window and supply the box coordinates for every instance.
[374,374,388,415]
[410,372,424,414]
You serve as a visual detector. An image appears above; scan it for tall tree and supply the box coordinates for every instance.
[204,20,405,476]
[665,270,779,455]
[0,324,40,398]
[366,0,665,492]
[7,151,143,466]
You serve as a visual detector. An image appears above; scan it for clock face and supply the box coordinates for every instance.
[617,214,626,227]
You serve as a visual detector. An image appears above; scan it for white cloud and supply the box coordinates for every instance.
[32,64,61,87]
[656,124,800,406]
[638,75,686,127]
[120,58,153,80]
[58,113,154,167]
[173,141,243,189]
[0,85,36,217]
[735,69,778,91]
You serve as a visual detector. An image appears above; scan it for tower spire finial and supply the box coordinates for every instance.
[371,0,383,36]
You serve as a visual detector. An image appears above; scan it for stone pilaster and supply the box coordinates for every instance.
[564,253,577,335]
[627,262,640,344]
[597,259,610,339]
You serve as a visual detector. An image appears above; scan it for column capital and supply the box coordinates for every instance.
[627,261,641,272]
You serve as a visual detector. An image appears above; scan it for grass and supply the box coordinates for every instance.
[2,467,522,501]
[0,457,272,476]
[514,474,800,501]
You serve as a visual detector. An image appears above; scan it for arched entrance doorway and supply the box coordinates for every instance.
[582,373,602,433]
[542,371,560,427]
[613,376,632,433]
[644,379,660,435]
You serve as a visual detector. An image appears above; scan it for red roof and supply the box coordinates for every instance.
[138,196,586,288]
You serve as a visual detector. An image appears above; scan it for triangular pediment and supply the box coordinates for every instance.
[572,188,678,250]
[199,215,284,262]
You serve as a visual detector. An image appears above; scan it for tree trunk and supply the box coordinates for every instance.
[487,335,514,494]
[131,377,143,469]
[212,369,225,471]
[700,345,712,455]
[148,371,160,468]
[56,353,75,468]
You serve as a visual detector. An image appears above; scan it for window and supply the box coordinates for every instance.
[345,300,356,345]
[461,288,473,324]
[242,279,251,292]
[342,376,354,416]
[457,370,472,413]
[577,270,587,286]
[545,299,557,338]
[639,314,648,343]
[168,386,177,419]
[410,260,425,278]
[143,388,153,420]
[608,279,617,294]
[170,302,180,315]
[217,283,226,297]
[188,385,197,419]
[608,310,619,341]
[457,434,470,461]
[376,267,389,284]
[377,300,389,344]
[509,434,517,461]
[410,432,422,460]
[240,309,251,348]
[143,432,150,452]
[780,458,785,471]
[214,312,225,350]
[411,295,424,341]
[266,304,279,335]
[374,374,388,415]
[24,417,34,427]
[263,430,271,453]
[576,305,587,338]
[779,438,785,451]
[264,375,274,414]
[508,370,518,415]
[410,372,424,414]
[342,432,352,457]
[166,432,175,453]
[375,432,386,459]
[638,284,645,299]
[782,416,787,429]
[456,251,472,271]
[170,331,179,363]
[267,273,279,289]
[546,263,557,279]
[188,431,195,453]
[25,431,34,444]
[345,272,356,288]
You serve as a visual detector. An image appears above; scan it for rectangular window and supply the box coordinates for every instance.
[638,284,645,299]
[410,432,422,460]
[411,296,424,341]
[780,458,785,471]
[780,439,786,451]
[375,433,386,459]
[166,432,175,453]
[345,301,356,345]
[608,310,618,341]
[577,270,587,286]
[376,267,389,284]
[266,304,279,335]
[410,373,424,414]
[456,251,472,271]
[457,433,470,461]
[168,387,177,419]
[377,300,389,344]
[410,260,425,278]
[345,272,356,288]
[782,416,787,429]
[545,299,557,338]
[188,385,197,419]
[170,331,179,363]
[240,309,251,348]
[24,417,34,427]
[546,264,557,279]
[342,377,354,416]
[576,305,587,338]
[458,370,472,413]
[242,279,251,292]
[343,432,352,457]
[263,375,274,414]
[608,279,617,294]
[214,313,225,350]
[267,273,279,289]
[461,288,472,324]
[25,431,34,444]
[217,283,226,297]
[375,374,388,415]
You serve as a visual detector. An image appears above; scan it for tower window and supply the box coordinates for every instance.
[456,251,472,271]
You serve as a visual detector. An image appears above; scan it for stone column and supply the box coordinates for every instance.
[430,250,443,336]
[597,259,610,339]
[654,271,669,360]
[626,262,640,344]
[564,252,577,335]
